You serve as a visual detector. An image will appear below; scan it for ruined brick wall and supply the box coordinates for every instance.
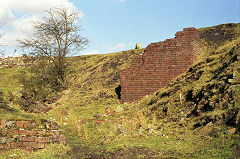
[0,55,35,68]
[0,120,65,153]
[120,28,203,103]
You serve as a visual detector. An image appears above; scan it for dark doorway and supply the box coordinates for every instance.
[115,85,121,99]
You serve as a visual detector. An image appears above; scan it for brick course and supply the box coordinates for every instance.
[120,28,203,103]
[0,120,66,153]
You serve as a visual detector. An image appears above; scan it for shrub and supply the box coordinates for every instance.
[18,58,67,110]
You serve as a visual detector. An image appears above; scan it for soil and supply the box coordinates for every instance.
[66,145,183,159]
[199,23,238,45]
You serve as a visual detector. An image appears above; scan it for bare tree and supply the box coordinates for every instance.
[18,7,88,82]
[0,29,4,56]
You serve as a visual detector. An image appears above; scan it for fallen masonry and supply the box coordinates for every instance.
[0,120,66,153]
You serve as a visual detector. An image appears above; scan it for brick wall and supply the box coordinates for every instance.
[120,28,203,103]
[0,55,38,68]
[0,120,66,153]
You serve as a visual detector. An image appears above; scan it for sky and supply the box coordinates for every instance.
[0,0,239,57]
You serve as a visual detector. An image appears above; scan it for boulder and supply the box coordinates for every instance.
[135,43,141,49]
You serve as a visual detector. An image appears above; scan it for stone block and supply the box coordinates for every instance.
[0,137,7,144]
[5,121,16,128]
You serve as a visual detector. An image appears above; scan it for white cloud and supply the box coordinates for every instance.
[0,7,15,24]
[5,53,20,58]
[82,50,100,55]
[0,0,78,15]
[0,0,83,54]
[108,43,126,51]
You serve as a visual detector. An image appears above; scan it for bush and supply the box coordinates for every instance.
[18,58,67,110]
[0,91,15,112]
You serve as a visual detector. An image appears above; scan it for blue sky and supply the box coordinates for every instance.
[0,0,239,56]
[71,0,240,55]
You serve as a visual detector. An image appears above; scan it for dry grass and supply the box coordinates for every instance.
[1,23,240,158]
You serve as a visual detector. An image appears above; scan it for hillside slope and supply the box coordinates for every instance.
[0,23,240,158]
[136,37,240,129]
[121,23,240,158]
[47,23,240,158]
[140,23,240,126]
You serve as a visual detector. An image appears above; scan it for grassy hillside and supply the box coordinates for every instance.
[0,49,146,158]
[0,67,38,121]
[198,23,240,47]
[0,67,23,93]
[55,23,240,158]
[43,24,240,158]
[0,23,240,158]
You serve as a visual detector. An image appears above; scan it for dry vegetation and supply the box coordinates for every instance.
[0,23,240,158]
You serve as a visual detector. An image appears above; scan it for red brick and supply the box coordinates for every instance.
[95,119,104,124]
[4,143,10,149]
[36,130,46,135]
[25,130,37,136]
[13,129,18,134]
[30,142,45,149]
[44,143,50,147]
[19,136,35,142]
[20,142,30,147]
[16,121,24,128]
[23,121,29,129]
[35,137,49,143]
[18,129,25,135]
[10,142,19,148]
[16,121,29,128]
[35,137,44,142]
[24,147,33,153]
[0,144,5,149]
[0,120,6,128]
[120,27,202,103]
[27,136,35,142]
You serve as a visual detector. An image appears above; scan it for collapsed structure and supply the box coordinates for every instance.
[120,28,203,103]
